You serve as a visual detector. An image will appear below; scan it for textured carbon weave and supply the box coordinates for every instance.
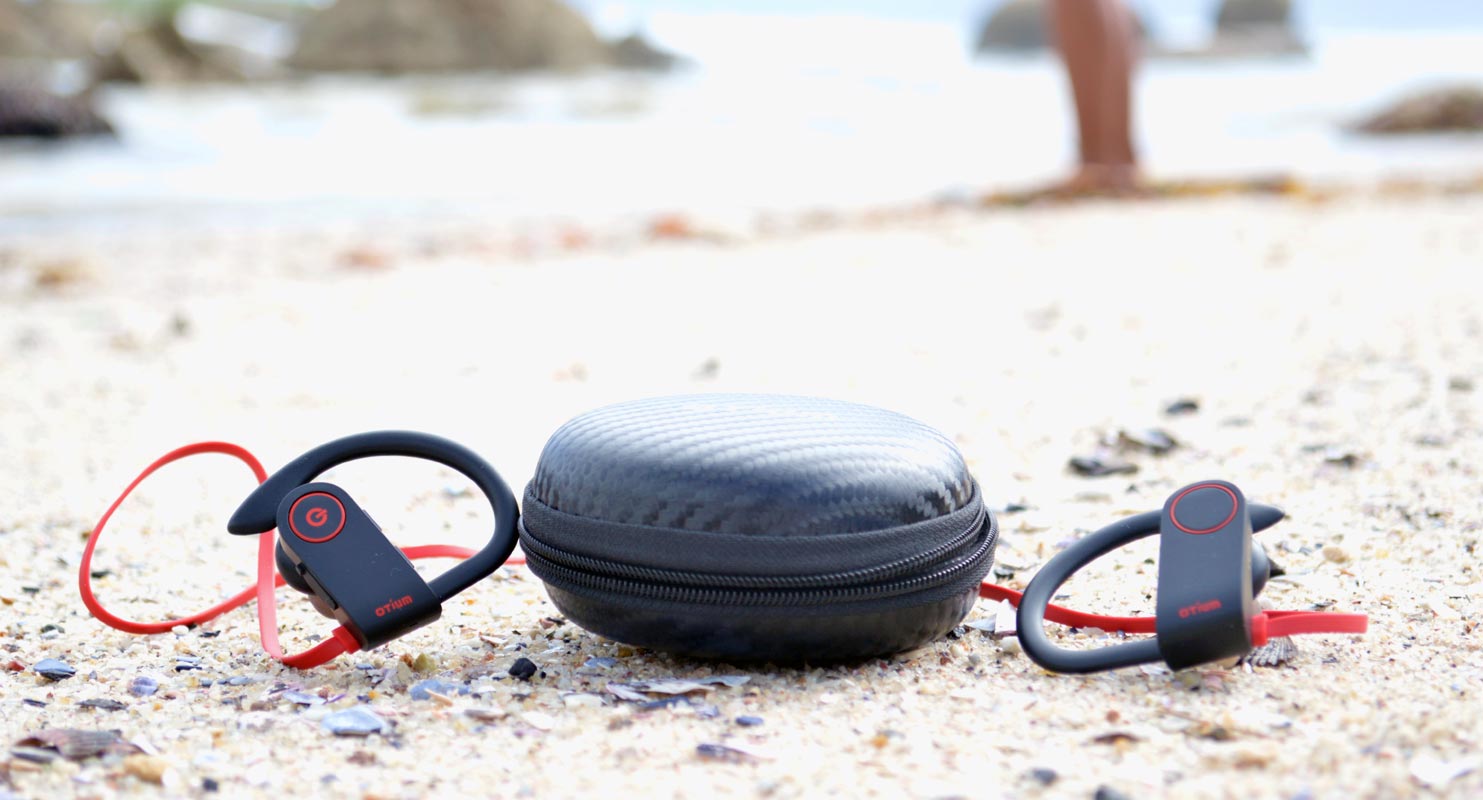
[530,394,975,536]
[523,394,994,661]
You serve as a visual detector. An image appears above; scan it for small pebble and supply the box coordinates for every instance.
[1069,456,1138,478]
[1410,753,1478,787]
[695,742,768,762]
[1028,767,1058,786]
[1164,398,1200,415]
[562,693,605,709]
[322,706,390,737]
[1322,546,1350,564]
[34,659,75,681]
[281,691,324,706]
[129,677,159,696]
[202,778,220,792]
[122,754,169,784]
[464,706,508,722]
[1094,786,1133,800]
[410,653,437,673]
[509,657,538,681]
[79,698,127,711]
[736,715,765,727]
[1117,427,1178,454]
[521,711,557,731]
[12,746,59,764]
[410,679,467,701]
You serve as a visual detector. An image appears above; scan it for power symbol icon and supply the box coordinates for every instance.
[289,492,345,543]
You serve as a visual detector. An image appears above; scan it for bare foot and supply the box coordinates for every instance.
[1054,163,1142,196]
[981,164,1145,207]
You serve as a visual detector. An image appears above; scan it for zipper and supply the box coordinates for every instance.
[519,508,996,607]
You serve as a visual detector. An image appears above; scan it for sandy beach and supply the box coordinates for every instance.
[1,188,1481,799]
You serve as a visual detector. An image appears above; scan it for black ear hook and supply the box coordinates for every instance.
[1015,482,1285,674]
[226,431,518,648]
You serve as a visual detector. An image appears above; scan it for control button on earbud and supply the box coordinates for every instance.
[1169,483,1237,534]
[289,492,346,543]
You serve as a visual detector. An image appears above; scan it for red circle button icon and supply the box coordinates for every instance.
[289,492,346,543]
[1169,483,1238,535]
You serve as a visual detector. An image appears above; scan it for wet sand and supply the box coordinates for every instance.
[1,190,1480,798]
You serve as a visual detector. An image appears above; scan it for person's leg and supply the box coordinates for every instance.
[1098,0,1138,169]
[1047,0,1138,189]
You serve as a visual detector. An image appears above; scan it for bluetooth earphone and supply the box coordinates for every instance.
[82,437,1365,673]
[1010,480,1368,673]
[81,432,519,668]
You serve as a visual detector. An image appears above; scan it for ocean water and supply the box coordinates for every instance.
[1,15,1480,235]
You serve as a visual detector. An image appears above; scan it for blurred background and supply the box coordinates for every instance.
[2,0,1481,235]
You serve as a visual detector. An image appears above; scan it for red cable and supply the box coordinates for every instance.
[979,583,1157,633]
[81,442,270,634]
[1251,609,1368,646]
[83,442,1365,669]
[980,578,1368,643]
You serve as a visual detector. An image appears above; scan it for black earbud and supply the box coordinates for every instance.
[1015,480,1289,673]
[226,431,519,651]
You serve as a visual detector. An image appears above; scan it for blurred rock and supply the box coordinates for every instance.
[974,0,1144,54]
[0,82,112,138]
[1,0,118,63]
[610,32,676,71]
[4,1,276,86]
[1215,0,1290,30]
[1209,0,1305,56]
[0,0,49,60]
[94,16,251,84]
[1355,86,1483,134]
[290,0,614,74]
[976,0,1043,52]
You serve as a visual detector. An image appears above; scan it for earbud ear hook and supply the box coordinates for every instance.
[227,431,520,603]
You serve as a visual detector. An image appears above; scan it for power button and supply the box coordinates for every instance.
[289,492,346,543]
[1169,483,1238,535]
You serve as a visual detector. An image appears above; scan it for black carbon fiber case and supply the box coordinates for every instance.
[519,394,997,662]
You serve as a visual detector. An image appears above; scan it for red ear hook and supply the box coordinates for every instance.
[81,442,482,669]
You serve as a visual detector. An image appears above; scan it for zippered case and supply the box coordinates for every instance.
[518,394,998,662]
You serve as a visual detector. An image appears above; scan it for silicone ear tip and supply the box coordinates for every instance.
[1250,503,1284,533]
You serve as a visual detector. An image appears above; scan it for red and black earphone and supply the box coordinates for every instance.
[1005,480,1367,673]
[82,432,521,668]
[82,436,1365,673]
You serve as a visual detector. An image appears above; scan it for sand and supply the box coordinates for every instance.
[1,190,1480,799]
